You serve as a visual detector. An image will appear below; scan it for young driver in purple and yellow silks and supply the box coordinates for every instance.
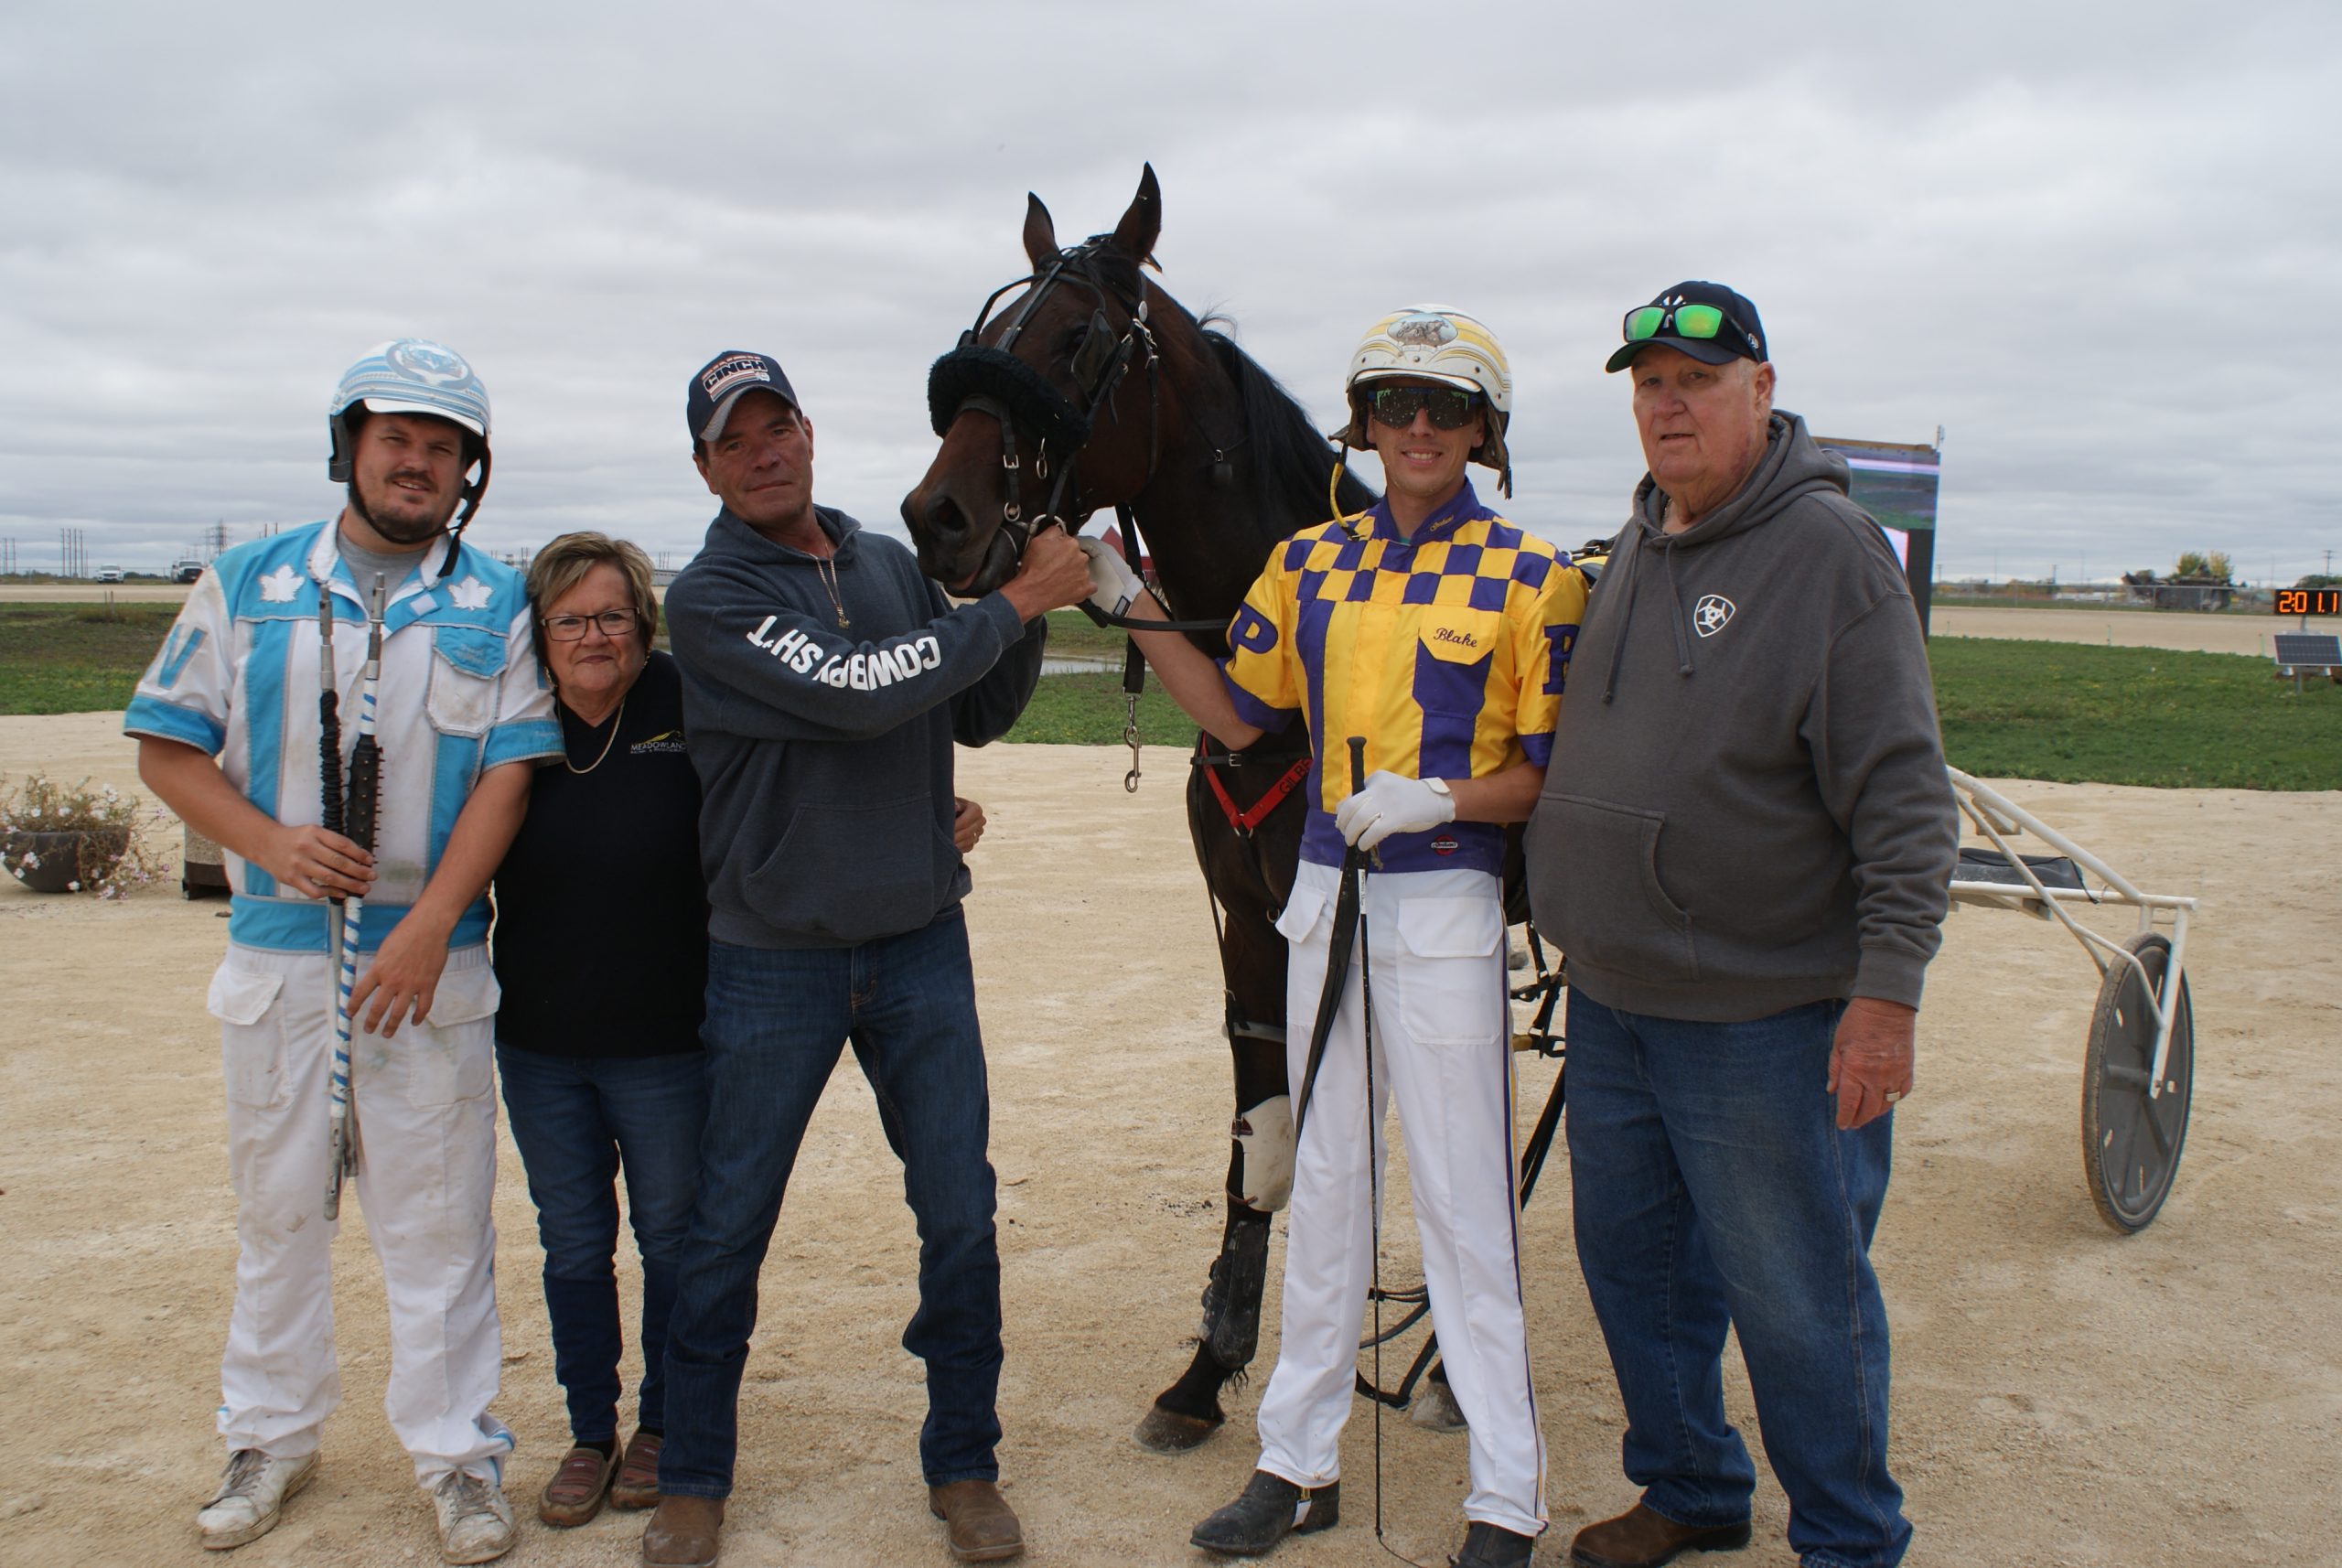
[1088,306,1587,1568]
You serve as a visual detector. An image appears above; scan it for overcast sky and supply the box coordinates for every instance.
[5,2,2337,585]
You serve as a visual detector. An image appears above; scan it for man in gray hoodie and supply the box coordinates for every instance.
[644,349,1093,1568]
[1526,285,1956,1568]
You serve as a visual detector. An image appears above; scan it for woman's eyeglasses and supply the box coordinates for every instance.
[542,609,639,641]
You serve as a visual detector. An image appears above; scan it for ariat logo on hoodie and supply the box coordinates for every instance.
[1692,594,1736,639]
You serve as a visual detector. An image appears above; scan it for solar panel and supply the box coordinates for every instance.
[2272,633,2342,666]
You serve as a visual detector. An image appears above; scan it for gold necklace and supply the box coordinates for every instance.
[564,695,626,775]
[814,553,851,628]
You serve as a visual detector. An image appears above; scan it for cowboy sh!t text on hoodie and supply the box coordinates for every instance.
[665,505,1046,950]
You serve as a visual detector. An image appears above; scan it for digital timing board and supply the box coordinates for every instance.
[2273,588,2342,617]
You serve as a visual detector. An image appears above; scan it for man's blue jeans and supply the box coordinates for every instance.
[660,909,1003,1498]
[1564,992,1909,1568]
[496,1045,708,1444]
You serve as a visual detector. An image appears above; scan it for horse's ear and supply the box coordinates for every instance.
[1022,193,1058,270]
[1112,163,1162,269]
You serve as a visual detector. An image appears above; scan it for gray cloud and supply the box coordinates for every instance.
[5,1,2337,583]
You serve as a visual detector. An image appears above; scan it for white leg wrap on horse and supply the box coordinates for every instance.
[1232,1093,1295,1213]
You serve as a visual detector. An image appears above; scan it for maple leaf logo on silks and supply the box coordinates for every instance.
[259,564,302,603]
[446,576,492,611]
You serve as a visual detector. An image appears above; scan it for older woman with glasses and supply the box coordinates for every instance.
[494,532,994,1530]
[492,532,712,1529]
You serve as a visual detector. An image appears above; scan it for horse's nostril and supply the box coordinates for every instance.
[921,493,969,541]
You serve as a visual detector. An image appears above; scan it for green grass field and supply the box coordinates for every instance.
[1926,637,2337,789]
[0,602,184,715]
[8,604,2335,789]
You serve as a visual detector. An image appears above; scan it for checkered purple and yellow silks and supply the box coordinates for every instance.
[1218,487,1588,875]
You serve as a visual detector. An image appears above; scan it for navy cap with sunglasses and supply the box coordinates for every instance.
[1604,283,1767,373]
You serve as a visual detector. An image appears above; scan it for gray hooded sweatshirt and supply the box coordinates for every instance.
[1526,412,1956,1021]
[665,506,1045,950]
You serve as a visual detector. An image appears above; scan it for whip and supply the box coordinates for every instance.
[325,575,384,1219]
[1291,737,1370,1147]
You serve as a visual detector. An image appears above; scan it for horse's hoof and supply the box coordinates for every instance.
[1408,1381,1469,1434]
[1134,1404,1224,1454]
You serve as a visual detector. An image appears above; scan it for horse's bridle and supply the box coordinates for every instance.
[925,235,1164,563]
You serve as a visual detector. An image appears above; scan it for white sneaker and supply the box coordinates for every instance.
[197,1448,317,1550]
[432,1468,517,1565]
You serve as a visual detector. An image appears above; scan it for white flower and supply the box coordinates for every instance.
[19,852,38,869]
[67,880,80,891]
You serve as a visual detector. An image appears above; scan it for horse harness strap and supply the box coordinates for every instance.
[929,237,1162,560]
[1200,744,1312,838]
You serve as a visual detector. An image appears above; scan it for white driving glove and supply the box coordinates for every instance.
[1074,535,1146,620]
[1335,770,1455,851]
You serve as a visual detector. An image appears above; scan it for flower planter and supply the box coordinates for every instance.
[4,826,132,894]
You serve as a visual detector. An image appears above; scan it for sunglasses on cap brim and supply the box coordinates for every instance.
[1620,303,1760,360]
[1365,384,1482,431]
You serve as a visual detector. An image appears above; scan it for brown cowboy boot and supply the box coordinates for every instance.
[641,1495,725,1568]
[1570,1502,1751,1568]
[929,1479,1025,1563]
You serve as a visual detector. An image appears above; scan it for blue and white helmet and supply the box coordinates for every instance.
[328,338,491,481]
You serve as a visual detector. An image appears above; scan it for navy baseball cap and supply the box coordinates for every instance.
[687,349,800,444]
[1604,283,1767,373]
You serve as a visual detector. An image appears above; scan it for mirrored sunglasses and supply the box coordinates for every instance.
[1621,303,1759,359]
[1368,384,1480,431]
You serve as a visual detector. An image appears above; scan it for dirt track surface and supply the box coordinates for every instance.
[1927,605,2329,656]
[3,714,2337,1566]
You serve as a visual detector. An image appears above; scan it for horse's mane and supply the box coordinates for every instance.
[1195,324,1379,556]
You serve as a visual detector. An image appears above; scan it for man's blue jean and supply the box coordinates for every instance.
[660,909,1003,1498]
[1564,992,1909,1568]
[496,1045,708,1444]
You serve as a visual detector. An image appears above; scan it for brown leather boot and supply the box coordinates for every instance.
[641,1495,725,1568]
[928,1479,1025,1563]
[1570,1503,1752,1568]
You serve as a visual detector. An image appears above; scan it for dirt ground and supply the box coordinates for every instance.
[3,710,2337,1568]
[1926,606,2329,657]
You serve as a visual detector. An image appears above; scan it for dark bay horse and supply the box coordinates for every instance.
[901,166,1384,1451]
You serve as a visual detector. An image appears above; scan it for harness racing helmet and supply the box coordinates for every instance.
[328,339,493,568]
[1332,305,1514,496]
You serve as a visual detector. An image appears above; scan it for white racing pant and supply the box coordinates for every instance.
[1253,862,1546,1538]
[207,941,511,1488]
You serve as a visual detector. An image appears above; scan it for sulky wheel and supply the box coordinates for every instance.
[2080,931,2195,1232]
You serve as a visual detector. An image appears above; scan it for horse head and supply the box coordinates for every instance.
[904,165,1170,596]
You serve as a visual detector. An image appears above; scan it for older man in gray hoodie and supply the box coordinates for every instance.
[1526,285,1956,1568]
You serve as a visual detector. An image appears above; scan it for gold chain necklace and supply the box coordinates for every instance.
[564,695,626,775]
[814,553,851,629]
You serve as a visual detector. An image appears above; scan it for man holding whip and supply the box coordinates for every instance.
[1090,306,1588,1568]
[129,340,561,1562]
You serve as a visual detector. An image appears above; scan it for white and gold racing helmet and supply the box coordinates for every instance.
[1332,305,1513,494]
